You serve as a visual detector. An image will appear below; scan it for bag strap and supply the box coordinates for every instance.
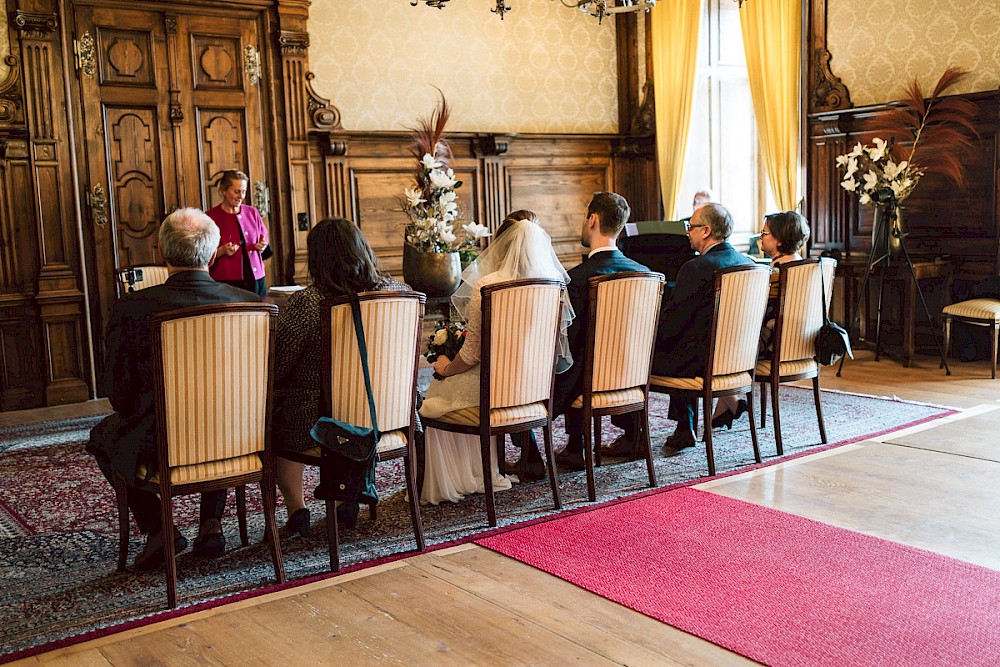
[818,260,832,326]
[348,296,379,440]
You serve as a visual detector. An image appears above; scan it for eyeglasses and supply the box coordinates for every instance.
[684,222,709,232]
[759,230,773,238]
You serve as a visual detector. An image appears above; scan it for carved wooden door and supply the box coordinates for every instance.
[73,4,268,341]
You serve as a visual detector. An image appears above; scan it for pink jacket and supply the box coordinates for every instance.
[207,204,269,282]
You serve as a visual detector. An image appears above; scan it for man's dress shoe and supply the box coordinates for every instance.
[555,450,586,471]
[135,529,188,571]
[662,430,696,456]
[192,519,226,558]
[599,434,645,459]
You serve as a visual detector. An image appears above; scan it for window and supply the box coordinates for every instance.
[676,0,775,244]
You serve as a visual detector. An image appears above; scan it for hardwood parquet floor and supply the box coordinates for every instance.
[10,350,1000,666]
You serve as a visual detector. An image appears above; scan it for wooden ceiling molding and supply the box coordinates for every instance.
[808,0,852,113]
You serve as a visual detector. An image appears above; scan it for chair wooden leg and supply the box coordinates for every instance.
[760,382,768,428]
[260,465,286,584]
[405,440,425,552]
[583,408,596,502]
[161,495,178,609]
[941,315,951,369]
[642,408,657,488]
[813,375,828,444]
[703,393,716,476]
[236,485,249,547]
[747,388,761,464]
[544,422,561,510]
[481,431,497,527]
[113,473,130,572]
[771,377,783,455]
[326,497,340,572]
[992,323,998,380]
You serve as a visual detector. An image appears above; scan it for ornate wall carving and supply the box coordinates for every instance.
[827,0,1000,106]
[307,0,618,133]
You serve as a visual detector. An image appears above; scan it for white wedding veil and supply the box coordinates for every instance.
[452,218,575,371]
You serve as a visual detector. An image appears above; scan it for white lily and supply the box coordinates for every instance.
[429,168,457,190]
[862,171,879,191]
[404,187,425,208]
[463,222,491,239]
[848,142,865,158]
[845,157,859,178]
[841,177,858,193]
[421,153,442,170]
[867,137,887,162]
[835,154,851,167]
[859,193,872,205]
[439,228,457,245]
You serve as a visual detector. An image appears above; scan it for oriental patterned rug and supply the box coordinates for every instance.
[0,387,955,663]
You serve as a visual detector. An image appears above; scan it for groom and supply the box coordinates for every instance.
[550,192,650,471]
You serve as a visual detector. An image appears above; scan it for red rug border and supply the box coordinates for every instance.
[0,394,959,665]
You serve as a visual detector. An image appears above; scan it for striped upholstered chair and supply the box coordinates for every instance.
[757,258,837,455]
[649,265,771,476]
[116,265,170,296]
[114,303,285,608]
[575,271,665,502]
[941,298,1000,379]
[279,291,426,572]
[421,278,566,527]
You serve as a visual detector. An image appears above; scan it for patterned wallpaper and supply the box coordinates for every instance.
[827,0,1000,106]
[308,0,619,133]
[0,1,9,82]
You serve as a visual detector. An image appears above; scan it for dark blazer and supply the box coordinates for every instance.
[652,242,753,378]
[553,248,649,416]
[87,271,259,480]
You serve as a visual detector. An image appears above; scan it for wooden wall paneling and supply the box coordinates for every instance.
[15,7,88,405]
[275,25,310,285]
[0,294,43,410]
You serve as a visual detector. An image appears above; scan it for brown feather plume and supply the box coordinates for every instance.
[867,66,978,187]
[407,89,453,169]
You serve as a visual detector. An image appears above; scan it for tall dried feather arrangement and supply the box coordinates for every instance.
[873,67,979,188]
[407,91,453,171]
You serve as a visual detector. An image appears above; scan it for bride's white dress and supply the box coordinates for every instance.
[419,276,516,505]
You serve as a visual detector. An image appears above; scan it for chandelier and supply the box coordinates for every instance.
[410,0,656,23]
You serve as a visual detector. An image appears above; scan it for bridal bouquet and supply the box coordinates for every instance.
[425,321,466,363]
[402,95,491,254]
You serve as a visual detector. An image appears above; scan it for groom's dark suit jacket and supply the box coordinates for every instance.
[552,248,649,417]
[651,241,753,378]
[88,271,259,480]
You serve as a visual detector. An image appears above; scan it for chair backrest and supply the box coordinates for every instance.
[118,265,169,296]
[323,291,425,433]
[587,271,666,393]
[151,303,278,470]
[481,279,565,410]
[774,258,837,363]
[709,265,772,377]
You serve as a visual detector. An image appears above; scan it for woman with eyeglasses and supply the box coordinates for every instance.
[711,211,811,430]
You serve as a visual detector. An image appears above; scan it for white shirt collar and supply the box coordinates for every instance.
[588,245,617,259]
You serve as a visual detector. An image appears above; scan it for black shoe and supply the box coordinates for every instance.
[514,459,547,482]
[711,399,748,430]
[135,528,188,571]
[335,501,360,529]
[192,519,226,558]
[599,434,644,459]
[555,450,585,471]
[282,508,311,538]
[662,429,696,455]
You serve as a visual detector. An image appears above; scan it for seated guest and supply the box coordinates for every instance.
[711,210,811,429]
[652,202,753,453]
[553,192,650,470]
[273,218,408,536]
[681,188,714,222]
[87,208,259,569]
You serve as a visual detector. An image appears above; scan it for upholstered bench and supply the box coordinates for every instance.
[942,298,1000,378]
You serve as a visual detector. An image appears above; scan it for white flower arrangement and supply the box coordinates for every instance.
[402,152,490,254]
[836,138,921,207]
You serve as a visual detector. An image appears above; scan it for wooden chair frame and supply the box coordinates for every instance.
[942,309,1000,379]
[579,271,665,502]
[115,264,169,298]
[650,265,770,476]
[279,290,426,572]
[421,278,565,527]
[757,258,833,455]
[113,303,286,609]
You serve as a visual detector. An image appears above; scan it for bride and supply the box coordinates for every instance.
[419,216,574,505]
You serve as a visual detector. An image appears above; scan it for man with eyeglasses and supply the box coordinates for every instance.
[651,202,753,453]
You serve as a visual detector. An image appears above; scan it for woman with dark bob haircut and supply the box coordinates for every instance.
[272,217,408,537]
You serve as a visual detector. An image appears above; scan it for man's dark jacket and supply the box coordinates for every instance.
[87,271,259,480]
[652,242,753,377]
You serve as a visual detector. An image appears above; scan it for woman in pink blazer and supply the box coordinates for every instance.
[207,169,271,295]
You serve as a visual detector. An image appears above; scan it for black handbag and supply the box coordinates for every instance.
[309,297,380,462]
[815,263,853,366]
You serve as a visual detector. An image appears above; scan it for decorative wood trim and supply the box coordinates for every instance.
[807,0,852,113]
[277,29,309,56]
[472,134,510,157]
[12,11,59,38]
[305,72,342,131]
[0,56,23,124]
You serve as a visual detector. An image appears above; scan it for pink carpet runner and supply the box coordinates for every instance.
[477,488,1000,667]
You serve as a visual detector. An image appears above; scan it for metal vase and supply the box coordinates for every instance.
[402,244,462,297]
[873,204,907,257]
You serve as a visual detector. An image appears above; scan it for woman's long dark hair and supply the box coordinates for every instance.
[307,217,384,295]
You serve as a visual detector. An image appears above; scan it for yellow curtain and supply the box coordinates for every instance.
[740,0,801,211]
[650,0,701,220]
